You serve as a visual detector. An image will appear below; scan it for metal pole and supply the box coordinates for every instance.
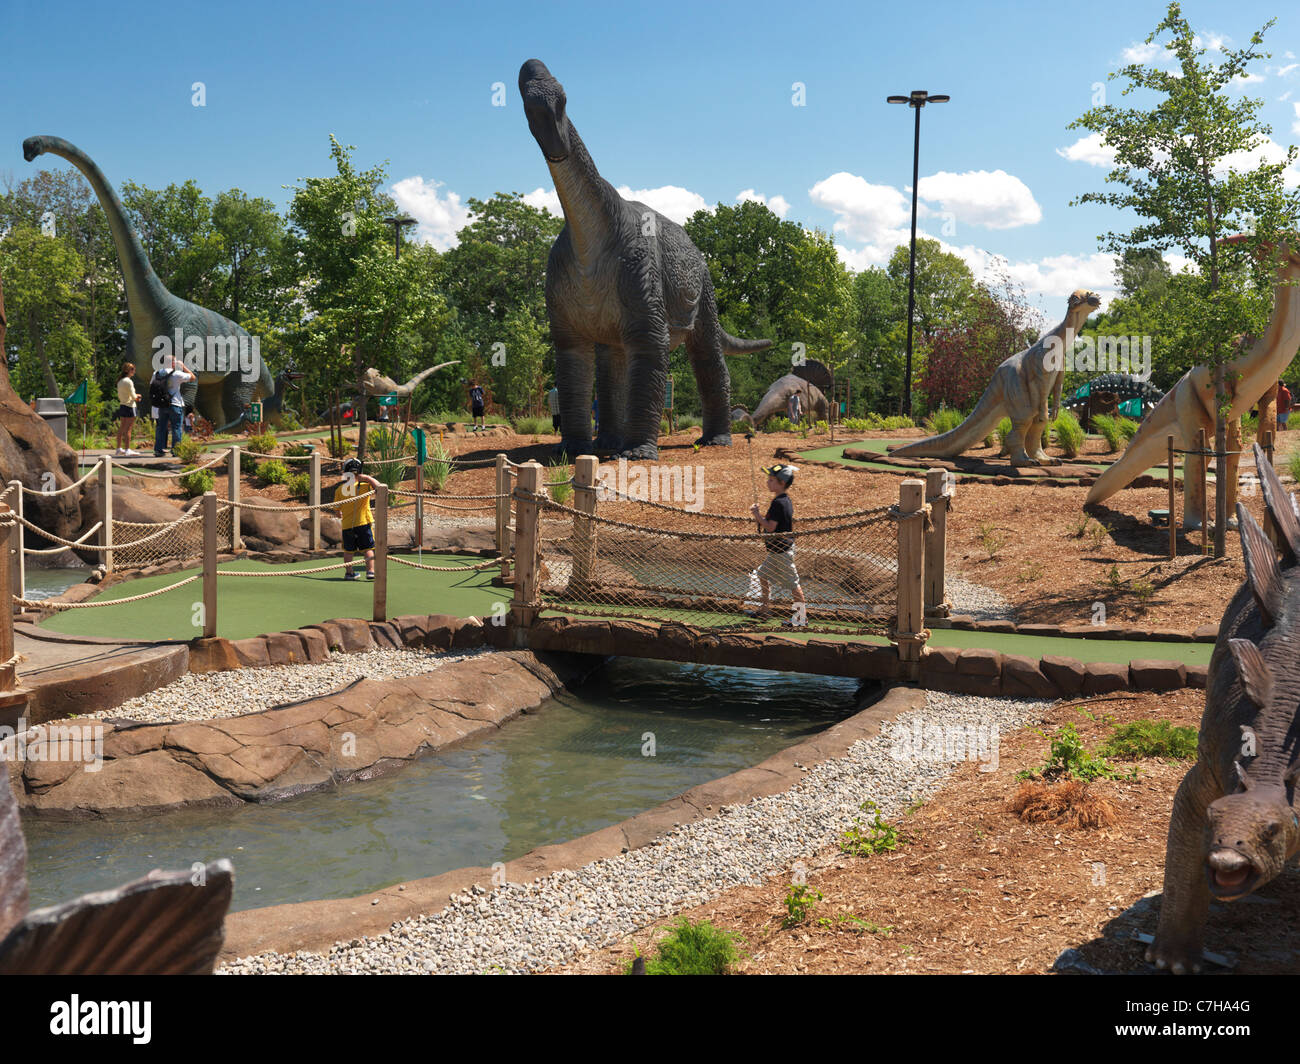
[904,102,922,419]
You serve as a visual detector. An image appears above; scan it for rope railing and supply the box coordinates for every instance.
[17,464,100,496]
[390,555,499,573]
[125,448,232,479]
[23,522,102,555]
[14,574,199,610]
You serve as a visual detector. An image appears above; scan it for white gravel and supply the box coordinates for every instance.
[946,573,1014,621]
[218,687,1052,975]
[89,647,487,724]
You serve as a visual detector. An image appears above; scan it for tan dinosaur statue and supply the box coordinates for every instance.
[1086,237,1300,530]
[891,290,1101,466]
[359,361,460,398]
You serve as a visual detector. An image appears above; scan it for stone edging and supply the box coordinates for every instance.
[216,683,927,964]
[930,614,1217,644]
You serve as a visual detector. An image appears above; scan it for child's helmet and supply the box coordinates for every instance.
[342,458,363,474]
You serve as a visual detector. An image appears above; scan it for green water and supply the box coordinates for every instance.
[20,659,864,913]
[18,568,92,601]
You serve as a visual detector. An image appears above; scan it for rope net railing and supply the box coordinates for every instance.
[112,508,233,568]
[532,495,896,634]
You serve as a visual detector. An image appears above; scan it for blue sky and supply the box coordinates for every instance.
[4,0,1299,320]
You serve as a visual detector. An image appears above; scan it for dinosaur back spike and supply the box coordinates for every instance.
[1228,638,1274,708]
[1237,502,1284,627]
[1253,443,1300,563]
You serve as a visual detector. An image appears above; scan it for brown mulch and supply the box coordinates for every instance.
[554,687,1300,975]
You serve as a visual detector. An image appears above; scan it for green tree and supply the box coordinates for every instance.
[120,178,225,306]
[1068,1,1298,555]
[212,189,285,322]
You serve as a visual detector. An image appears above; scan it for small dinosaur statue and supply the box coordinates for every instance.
[1147,444,1300,973]
[751,374,830,426]
[1087,237,1300,529]
[891,290,1101,466]
[22,136,275,432]
[358,361,459,398]
[519,59,772,459]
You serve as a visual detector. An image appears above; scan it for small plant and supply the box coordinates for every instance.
[255,459,289,485]
[513,415,551,436]
[840,414,915,432]
[1091,413,1124,453]
[172,436,203,464]
[178,466,214,497]
[625,918,741,975]
[1052,410,1085,458]
[246,431,277,455]
[1017,722,1124,782]
[1017,561,1044,583]
[547,459,573,504]
[285,471,311,496]
[782,883,823,929]
[423,438,453,492]
[1011,779,1118,829]
[924,406,964,435]
[995,416,1014,455]
[762,415,796,433]
[1100,720,1198,762]
[840,915,893,935]
[676,413,702,430]
[283,442,314,459]
[1118,416,1140,441]
[1131,577,1155,605]
[327,436,353,459]
[839,799,902,857]
[1068,515,1093,539]
[977,521,1006,559]
[1105,564,1124,593]
[1089,521,1111,549]
[1288,447,1300,485]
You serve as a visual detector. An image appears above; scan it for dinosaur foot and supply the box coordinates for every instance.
[559,438,593,460]
[594,432,624,453]
[619,443,660,460]
[697,433,733,448]
[1144,933,1204,975]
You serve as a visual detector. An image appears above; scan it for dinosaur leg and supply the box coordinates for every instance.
[556,337,595,459]
[1023,413,1060,465]
[215,373,256,433]
[1004,420,1038,467]
[688,287,734,448]
[1148,761,1218,974]
[593,343,627,453]
[619,328,670,460]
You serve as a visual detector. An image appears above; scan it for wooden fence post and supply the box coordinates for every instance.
[373,484,388,622]
[98,455,113,574]
[228,446,242,552]
[308,450,321,551]
[923,468,950,618]
[0,501,29,725]
[1167,435,1177,560]
[8,481,23,603]
[511,462,544,629]
[572,455,599,592]
[1197,427,1209,556]
[894,478,927,675]
[495,453,512,581]
[202,490,217,639]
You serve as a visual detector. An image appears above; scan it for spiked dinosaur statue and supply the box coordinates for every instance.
[1088,236,1300,529]
[1147,445,1300,974]
[891,290,1101,466]
[22,136,274,432]
[519,60,772,459]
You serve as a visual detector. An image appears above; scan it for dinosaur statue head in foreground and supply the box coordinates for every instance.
[519,59,571,163]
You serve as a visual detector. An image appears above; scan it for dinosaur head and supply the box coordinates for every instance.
[1204,766,1299,901]
[519,59,571,163]
[22,136,50,162]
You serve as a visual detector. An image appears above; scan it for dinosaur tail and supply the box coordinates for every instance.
[891,387,1004,459]
[721,331,773,356]
[1085,391,1184,506]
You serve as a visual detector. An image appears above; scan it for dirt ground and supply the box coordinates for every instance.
[135,422,1297,632]
[554,686,1300,975]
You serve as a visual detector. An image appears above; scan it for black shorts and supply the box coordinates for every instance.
[471,403,485,418]
[342,524,375,552]
[116,404,136,419]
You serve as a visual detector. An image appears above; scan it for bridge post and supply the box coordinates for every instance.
[373,484,388,622]
[923,468,951,618]
[228,446,242,552]
[495,454,512,581]
[8,480,23,603]
[98,455,113,575]
[511,461,544,631]
[308,450,321,551]
[572,455,599,591]
[894,478,928,676]
[0,500,30,726]
[202,491,218,639]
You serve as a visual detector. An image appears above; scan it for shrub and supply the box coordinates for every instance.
[246,431,277,455]
[327,436,353,458]
[762,415,795,433]
[283,442,314,459]
[1289,447,1300,485]
[924,406,964,435]
[676,413,702,430]
[1017,723,1124,782]
[513,415,551,436]
[1100,720,1198,762]
[1053,410,1085,458]
[627,919,741,975]
[839,413,915,432]
[782,883,823,929]
[1010,780,1118,829]
[996,416,1014,455]
[1118,417,1140,441]
[255,459,289,485]
[172,436,203,464]
[839,800,902,857]
[1092,413,1124,453]
[285,472,311,496]
[367,426,413,455]
[423,438,453,492]
[547,459,573,504]
[178,466,214,497]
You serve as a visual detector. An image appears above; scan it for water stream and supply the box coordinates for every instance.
[21,658,865,912]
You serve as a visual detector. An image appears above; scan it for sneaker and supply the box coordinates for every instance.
[366,571,375,580]
[125,449,139,456]
[114,448,125,456]
[344,570,358,581]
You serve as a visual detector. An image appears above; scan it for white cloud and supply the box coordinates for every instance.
[808,171,912,248]
[1121,40,1160,64]
[1057,133,1117,168]
[389,176,471,251]
[735,188,791,218]
[946,243,1117,314]
[521,186,562,217]
[615,185,708,224]
[1294,102,1300,134]
[1216,135,1300,188]
[916,169,1041,229]
[1271,62,1298,77]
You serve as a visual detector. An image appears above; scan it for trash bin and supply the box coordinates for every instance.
[35,398,68,442]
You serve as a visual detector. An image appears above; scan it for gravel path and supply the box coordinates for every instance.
[946,573,1014,621]
[218,687,1052,975]
[89,647,487,725]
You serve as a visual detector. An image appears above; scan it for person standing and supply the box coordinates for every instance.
[151,356,193,457]
[746,463,805,624]
[333,458,381,580]
[1278,380,1292,431]
[468,380,486,432]
[787,390,802,425]
[547,384,561,434]
[115,362,141,456]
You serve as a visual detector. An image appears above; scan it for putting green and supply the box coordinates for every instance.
[40,554,509,642]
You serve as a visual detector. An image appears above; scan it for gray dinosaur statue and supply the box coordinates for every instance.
[358,361,459,397]
[518,59,772,459]
[1147,444,1300,974]
[22,136,274,432]
[750,361,832,426]
[891,290,1101,466]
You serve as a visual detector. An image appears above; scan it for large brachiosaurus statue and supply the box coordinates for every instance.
[891,290,1101,466]
[22,136,274,432]
[1087,237,1300,529]
[518,59,772,459]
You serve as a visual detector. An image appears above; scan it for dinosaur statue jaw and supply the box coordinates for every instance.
[22,137,47,162]
[1205,851,1261,900]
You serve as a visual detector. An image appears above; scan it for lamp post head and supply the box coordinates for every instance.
[886,91,950,107]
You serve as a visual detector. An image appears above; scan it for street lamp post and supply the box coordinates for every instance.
[887,90,949,419]
[382,215,418,259]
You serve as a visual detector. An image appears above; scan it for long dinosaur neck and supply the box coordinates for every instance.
[1229,259,1300,389]
[548,124,618,265]
[35,137,169,328]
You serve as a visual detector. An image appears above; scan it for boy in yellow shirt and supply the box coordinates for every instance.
[333,458,382,580]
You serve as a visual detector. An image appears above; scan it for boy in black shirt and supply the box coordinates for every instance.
[748,463,805,623]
